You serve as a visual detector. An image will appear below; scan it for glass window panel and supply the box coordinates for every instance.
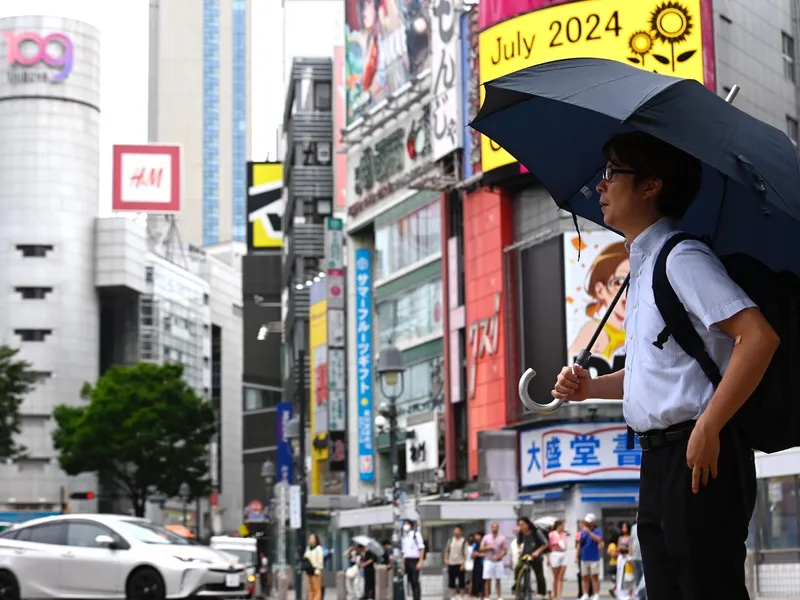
[376,279,443,348]
[375,227,390,281]
[373,201,442,279]
[759,475,798,550]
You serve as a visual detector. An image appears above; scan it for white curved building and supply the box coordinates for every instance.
[0,16,101,509]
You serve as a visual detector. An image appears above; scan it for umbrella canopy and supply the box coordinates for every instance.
[471,58,800,276]
[533,516,557,530]
[351,535,384,557]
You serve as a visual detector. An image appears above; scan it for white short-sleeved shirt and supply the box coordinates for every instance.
[401,530,425,559]
[622,218,756,432]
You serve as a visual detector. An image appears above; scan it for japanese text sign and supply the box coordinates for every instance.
[355,249,375,482]
[519,422,641,487]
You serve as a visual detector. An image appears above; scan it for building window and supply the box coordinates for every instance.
[787,115,799,147]
[15,287,53,300]
[16,244,53,257]
[145,266,154,283]
[377,279,444,348]
[394,356,445,416]
[314,81,332,111]
[294,142,332,167]
[783,32,795,82]
[243,386,281,411]
[231,0,247,243]
[15,329,52,342]
[756,475,799,550]
[203,0,221,246]
[232,304,243,317]
[29,371,52,381]
[374,199,442,279]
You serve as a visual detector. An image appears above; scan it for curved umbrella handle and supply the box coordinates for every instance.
[518,368,565,413]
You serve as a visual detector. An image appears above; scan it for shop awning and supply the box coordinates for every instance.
[580,484,639,504]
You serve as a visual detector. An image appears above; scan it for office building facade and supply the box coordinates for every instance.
[148,0,253,247]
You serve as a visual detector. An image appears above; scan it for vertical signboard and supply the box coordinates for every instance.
[354,249,375,482]
[276,403,294,483]
[325,217,347,464]
[430,0,463,161]
[333,46,347,209]
[309,281,328,437]
[460,13,473,180]
[466,9,481,175]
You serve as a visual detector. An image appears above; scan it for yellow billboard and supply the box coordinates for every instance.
[247,162,284,249]
[309,296,327,495]
[478,0,706,173]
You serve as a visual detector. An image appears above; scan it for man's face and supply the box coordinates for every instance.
[596,153,659,233]
[454,527,462,537]
[491,522,499,535]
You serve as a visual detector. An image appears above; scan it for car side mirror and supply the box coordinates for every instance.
[95,534,116,548]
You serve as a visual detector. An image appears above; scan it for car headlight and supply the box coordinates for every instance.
[248,575,256,583]
[173,555,211,564]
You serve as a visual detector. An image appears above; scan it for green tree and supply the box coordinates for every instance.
[0,345,38,460]
[53,363,217,517]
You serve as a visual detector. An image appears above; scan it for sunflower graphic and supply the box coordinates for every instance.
[648,1,697,72]
[627,31,654,67]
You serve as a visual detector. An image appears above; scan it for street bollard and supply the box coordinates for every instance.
[336,571,346,600]
[278,570,290,600]
[375,565,390,600]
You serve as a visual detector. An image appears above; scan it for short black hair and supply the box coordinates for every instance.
[603,131,702,220]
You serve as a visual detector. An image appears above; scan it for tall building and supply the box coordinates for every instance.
[0,17,243,528]
[148,0,252,247]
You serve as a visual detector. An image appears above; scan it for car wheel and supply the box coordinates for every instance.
[0,570,19,600]
[126,567,166,600]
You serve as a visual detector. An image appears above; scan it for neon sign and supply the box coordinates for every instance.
[3,31,74,83]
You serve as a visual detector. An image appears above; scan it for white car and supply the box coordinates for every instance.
[0,513,249,599]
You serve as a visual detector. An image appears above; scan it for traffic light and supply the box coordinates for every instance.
[69,492,95,500]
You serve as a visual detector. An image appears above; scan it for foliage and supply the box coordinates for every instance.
[0,345,38,460]
[53,363,217,517]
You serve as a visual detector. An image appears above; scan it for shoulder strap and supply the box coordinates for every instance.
[652,232,722,387]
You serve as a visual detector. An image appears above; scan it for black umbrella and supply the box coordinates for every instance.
[470,57,800,411]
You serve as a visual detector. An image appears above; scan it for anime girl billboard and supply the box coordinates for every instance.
[344,0,431,125]
[563,231,629,385]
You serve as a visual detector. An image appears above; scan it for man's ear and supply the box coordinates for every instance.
[641,177,663,201]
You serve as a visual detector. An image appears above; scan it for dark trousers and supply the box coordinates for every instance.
[404,558,421,600]
[514,559,546,597]
[637,424,756,600]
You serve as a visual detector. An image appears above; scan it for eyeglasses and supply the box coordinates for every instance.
[602,165,637,181]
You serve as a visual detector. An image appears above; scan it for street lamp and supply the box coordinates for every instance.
[179,482,191,528]
[376,344,406,600]
[284,414,306,595]
[261,459,276,583]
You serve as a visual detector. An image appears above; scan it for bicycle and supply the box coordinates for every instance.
[515,555,548,600]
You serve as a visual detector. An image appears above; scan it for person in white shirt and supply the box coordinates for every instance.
[552,131,777,600]
[304,534,325,600]
[400,520,425,600]
[444,525,469,600]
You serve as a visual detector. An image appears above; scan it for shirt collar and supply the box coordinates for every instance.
[626,218,678,256]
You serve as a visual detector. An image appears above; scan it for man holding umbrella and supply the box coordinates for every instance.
[550,131,778,598]
[471,57,800,600]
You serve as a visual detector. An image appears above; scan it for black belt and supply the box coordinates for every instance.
[631,420,696,452]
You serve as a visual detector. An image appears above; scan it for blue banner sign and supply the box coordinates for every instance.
[277,402,294,483]
[354,249,375,482]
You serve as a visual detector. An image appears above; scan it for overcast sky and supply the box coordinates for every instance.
[0,0,285,214]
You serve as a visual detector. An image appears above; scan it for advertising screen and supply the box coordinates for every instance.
[344,0,431,124]
[478,0,712,173]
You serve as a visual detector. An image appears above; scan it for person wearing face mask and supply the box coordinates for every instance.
[400,519,425,600]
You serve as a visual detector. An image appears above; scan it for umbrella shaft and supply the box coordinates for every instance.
[582,273,630,367]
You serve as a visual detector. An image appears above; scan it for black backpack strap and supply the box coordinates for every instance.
[652,233,722,388]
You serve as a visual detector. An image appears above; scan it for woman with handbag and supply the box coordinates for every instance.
[303,533,325,600]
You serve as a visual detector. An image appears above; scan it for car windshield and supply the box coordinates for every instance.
[115,519,191,545]
[221,548,256,566]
